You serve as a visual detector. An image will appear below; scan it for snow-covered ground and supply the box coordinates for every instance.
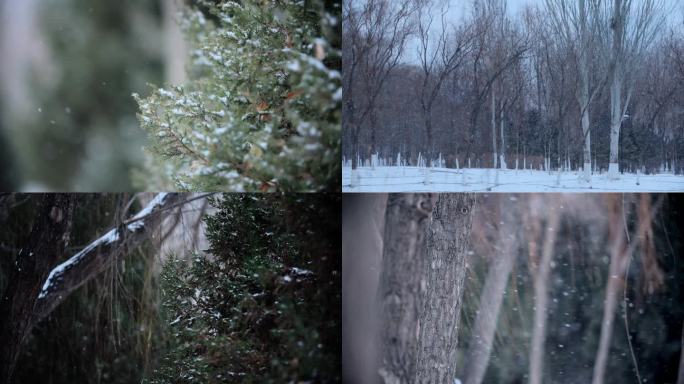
[342,166,684,192]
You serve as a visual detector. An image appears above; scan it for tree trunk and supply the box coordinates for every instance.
[592,194,630,384]
[162,0,187,85]
[578,0,592,181]
[463,197,517,384]
[579,60,592,181]
[609,66,622,179]
[529,196,561,384]
[425,111,434,167]
[343,194,388,384]
[609,0,625,180]
[370,109,378,157]
[378,194,435,384]
[0,195,75,383]
[500,104,506,170]
[492,91,498,169]
[415,194,475,384]
[350,124,360,187]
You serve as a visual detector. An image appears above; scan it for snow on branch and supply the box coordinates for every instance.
[32,193,180,324]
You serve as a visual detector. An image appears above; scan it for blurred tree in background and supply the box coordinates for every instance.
[455,194,684,384]
[134,0,341,192]
[150,194,341,382]
[0,0,165,191]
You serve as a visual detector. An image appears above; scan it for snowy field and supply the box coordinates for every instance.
[342,166,684,192]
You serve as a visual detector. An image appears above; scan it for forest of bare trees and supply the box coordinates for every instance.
[343,193,684,383]
[343,0,684,180]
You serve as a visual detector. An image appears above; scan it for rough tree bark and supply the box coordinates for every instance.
[0,195,75,383]
[415,194,475,384]
[463,196,518,384]
[377,193,435,384]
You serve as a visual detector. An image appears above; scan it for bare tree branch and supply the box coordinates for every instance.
[31,193,185,325]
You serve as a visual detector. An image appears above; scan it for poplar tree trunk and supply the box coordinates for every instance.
[463,197,517,384]
[378,193,435,384]
[578,0,592,181]
[0,195,75,383]
[492,92,498,169]
[415,194,475,384]
[500,105,506,169]
[609,0,625,180]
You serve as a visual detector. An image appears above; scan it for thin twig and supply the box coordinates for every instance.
[621,194,666,384]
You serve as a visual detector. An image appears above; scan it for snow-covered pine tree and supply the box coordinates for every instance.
[151,194,341,383]
[133,0,341,192]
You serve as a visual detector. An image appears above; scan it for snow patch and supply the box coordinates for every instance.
[342,166,684,192]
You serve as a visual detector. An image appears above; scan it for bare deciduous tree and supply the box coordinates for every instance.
[545,0,607,181]
[343,0,417,185]
[416,0,473,164]
[607,0,666,179]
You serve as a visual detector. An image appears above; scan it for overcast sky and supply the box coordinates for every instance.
[404,0,682,64]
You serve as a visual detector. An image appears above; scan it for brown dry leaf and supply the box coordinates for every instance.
[285,89,303,101]
[256,100,269,112]
[285,31,292,48]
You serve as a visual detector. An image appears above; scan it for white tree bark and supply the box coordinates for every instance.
[499,104,506,170]
[492,91,498,169]
[609,59,623,179]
